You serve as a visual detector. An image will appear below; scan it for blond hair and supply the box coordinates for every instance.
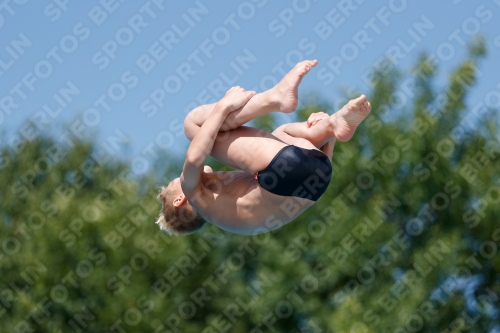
[156,186,206,235]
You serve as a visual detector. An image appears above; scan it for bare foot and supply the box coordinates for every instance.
[331,95,371,142]
[274,60,318,113]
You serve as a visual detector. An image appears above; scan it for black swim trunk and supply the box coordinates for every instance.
[255,145,332,201]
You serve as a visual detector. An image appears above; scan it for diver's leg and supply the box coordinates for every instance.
[272,95,372,148]
[184,60,318,140]
[208,126,289,174]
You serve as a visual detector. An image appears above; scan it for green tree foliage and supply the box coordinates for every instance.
[1,38,499,332]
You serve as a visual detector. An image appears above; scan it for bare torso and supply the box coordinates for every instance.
[185,171,315,235]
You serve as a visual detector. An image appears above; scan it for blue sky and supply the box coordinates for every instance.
[1,0,499,172]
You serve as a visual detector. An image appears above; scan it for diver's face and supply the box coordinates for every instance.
[169,177,182,193]
[169,177,188,208]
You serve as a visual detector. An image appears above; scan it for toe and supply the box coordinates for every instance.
[347,101,356,111]
[362,101,371,112]
[306,60,317,70]
[297,64,310,77]
[297,60,317,73]
[354,95,367,105]
[295,61,306,70]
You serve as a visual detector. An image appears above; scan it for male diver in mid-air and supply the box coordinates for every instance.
[157,60,371,235]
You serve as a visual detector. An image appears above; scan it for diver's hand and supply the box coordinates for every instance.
[307,111,329,127]
[219,86,256,112]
